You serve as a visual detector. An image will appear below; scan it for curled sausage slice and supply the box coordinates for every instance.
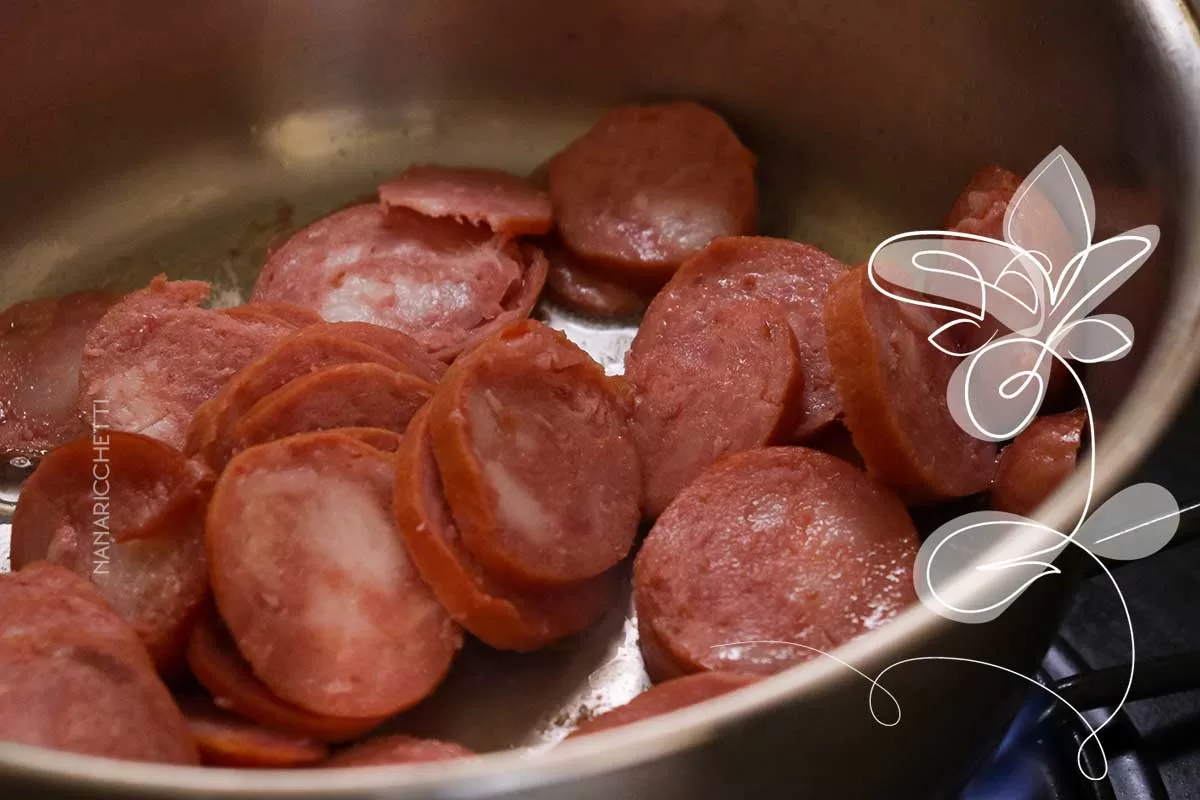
[394,405,619,650]
[991,409,1086,516]
[234,363,433,450]
[379,165,553,237]
[186,329,407,469]
[542,237,650,319]
[11,433,213,671]
[221,302,323,329]
[548,101,757,283]
[298,322,446,383]
[332,427,405,454]
[186,608,385,743]
[322,734,473,767]
[179,695,329,768]
[0,291,118,457]
[79,277,292,449]
[634,447,918,679]
[568,673,760,738]
[654,236,849,440]
[250,204,548,360]
[0,564,197,764]
[627,294,802,517]
[824,265,998,502]
[207,432,462,718]
[429,321,641,586]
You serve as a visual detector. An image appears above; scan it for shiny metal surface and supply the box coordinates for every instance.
[0,0,1198,797]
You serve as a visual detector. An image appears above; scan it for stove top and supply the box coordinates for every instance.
[961,396,1200,800]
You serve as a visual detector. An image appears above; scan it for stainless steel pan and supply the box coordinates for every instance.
[1,0,1198,796]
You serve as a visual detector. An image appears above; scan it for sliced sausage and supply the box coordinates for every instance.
[298,322,446,383]
[185,329,407,469]
[207,432,462,718]
[548,101,757,283]
[179,695,329,768]
[0,291,118,457]
[824,265,998,502]
[322,734,473,767]
[250,204,548,361]
[634,447,919,679]
[79,276,291,449]
[568,673,760,738]
[0,564,197,764]
[626,294,802,517]
[991,409,1086,516]
[394,405,619,650]
[428,321,640,586]
[542,237,650,319]
[379,165,553,237]
[332,427,405,454]
[651,236,849,440]
[233,363,433,450]
[11,433,213,672]
[221,302,323,329]
[186,608,385,743]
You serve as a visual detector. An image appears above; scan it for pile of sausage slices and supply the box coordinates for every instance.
[0,102,1085,768]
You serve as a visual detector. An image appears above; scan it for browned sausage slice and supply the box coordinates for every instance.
[652,236,849,440]
[233,363,433,450]
[179,695,329,768]
[379,165,553,237]
[428,321,640,586]
[394,405,619,650]
[322,734,473,767]
[824,265,998,502]
[186,608,386,743]
[991,409,1086,516]
[548,101,757,283]
[568,673,760,738]
[0,291,118,457]
[11,433,213,672]
[332,427,405,454]
[221,302,324,329]
[207,432,462,718]
[250,204,548,361]
[185,329,407,469]
[542,237,650,319]
[634,447,918,679]
[627,294,802,517]
[297,322,446,383]
[79,277,292,449]
[0,564,197,764]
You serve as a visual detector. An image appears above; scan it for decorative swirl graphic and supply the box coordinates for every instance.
[712,148,1182,782]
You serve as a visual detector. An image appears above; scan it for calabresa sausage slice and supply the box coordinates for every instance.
[568,673,760,738]
[379,165,553,237]
[824,265,998,502]
[78,277,292,449]
[179,695,329,768]
[428,321,641,586]
[11,433,214,672]
[322,734,473,767]
[548,101,757,283]
[626,294,802,518]
[233,362,433,449]
[0,564,197,764]
[332,427,405,454]
[653,236,850,440]
[221,302,323,329]
[185,329,407,469]
[394,405,619,650]
[634,448,918,679]
[186,608,386,743]
[542,237,650,319]
[207,432,462,718]
[991,409,1086,516]
[250,204,548,361]
[298,322,447,383]
[0,291,118,457]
